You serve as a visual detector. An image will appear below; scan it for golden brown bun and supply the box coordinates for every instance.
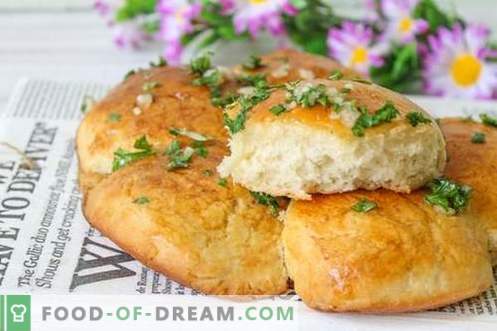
[219,79,447,198]
[83,142,288,295]
[76,66,228,177]
[283,189,493,312]
[441,118,497,264]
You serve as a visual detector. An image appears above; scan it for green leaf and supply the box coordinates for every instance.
[115,0,157,22]
[413,0,456,32]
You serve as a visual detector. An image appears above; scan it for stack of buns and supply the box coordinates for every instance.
[77,49,496,312]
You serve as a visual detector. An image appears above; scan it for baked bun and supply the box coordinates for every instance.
[77,66,227,179]
[441,117,497,264]
[283,189,493,312]
[219,79,447,199]
[83,142,289,295]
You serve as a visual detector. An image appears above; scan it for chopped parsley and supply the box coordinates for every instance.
[287,82,332,108]
[133,196,150,205]
[150,56,167,68]
[352,101,400,137]
[237,74,268,89]
[471,132,486,144]
[480,113,497,127]
[424,178,472,215]
[112,136,155,171]
[224,82,271,134]
[142,81,160,92]
[250,191,280,216]
[351,77,372,84]
[269,104,287,116]
[192,141,208,158]
[164,140,194,170]
[190,55,212,76]
[107,112,122,123]
[203,169,213,177]
[217,178,228,187]
[169,127,209,141]
[242,55,265,70]
[124,69,136,80]
[328,70,343,81]
[192,69,221,89]
[406,111,431,127]
[351,198,377,213]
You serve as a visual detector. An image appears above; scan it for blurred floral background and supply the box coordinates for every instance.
[94,0,497,100]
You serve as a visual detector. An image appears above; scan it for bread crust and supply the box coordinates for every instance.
[219,79,447,198]
[441,118,497,264]
[83,143,289,295]
[283,189,493,312]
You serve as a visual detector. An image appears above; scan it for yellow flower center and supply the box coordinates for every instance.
[398,17,413,33]
[350,47,368,65]
[450,54,482,87]
[249,0,268,4]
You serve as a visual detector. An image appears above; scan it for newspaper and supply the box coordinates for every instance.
[0,78,496,326]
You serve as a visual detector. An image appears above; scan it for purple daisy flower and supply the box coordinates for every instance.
[328,22,387,75]
[381,0,428,43]
[157,0,202,64]
[423,24,497,99]
[220,0,297,38]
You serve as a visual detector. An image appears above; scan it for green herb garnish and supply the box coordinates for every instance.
[287,82,331,108]
[424,178,472,215]
[471,132,486,144]
[124,69,136,80]
[203,169,213,177]
[169,127,209,141]
[107,112,122,123]
[237,74,268,88]
[224,84,271,134]
[218,178,228,187]
[351,198,377,213]
[164,140,194,170]
[328,70,343,80]
[243,55,265,70]
[190,54,212,76]
[480,113,497,127]
[112,136,155,171]
[192,141,208,158]
[406,111,431,127]
[133,196,150,205]
[351,77,372,84]
[269,104,287,116]
[150,56,167,68]
[250,191,280,216]
[352,101,400,137]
